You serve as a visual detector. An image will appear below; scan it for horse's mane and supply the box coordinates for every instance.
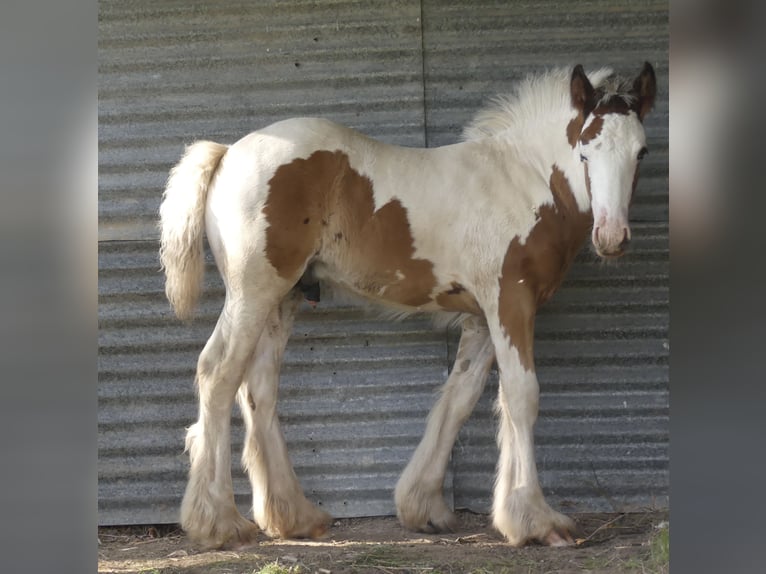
[462,67,635,140]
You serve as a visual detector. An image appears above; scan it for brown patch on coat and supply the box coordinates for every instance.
[579,116,604,145]
[262,150,437,307]
[571,96,635,149]
[566,115,584,148]
[261,152,333,280]
[579,97,640,146]
[343,196,436,306]
[496,166,593,370]
[435,281,481,314]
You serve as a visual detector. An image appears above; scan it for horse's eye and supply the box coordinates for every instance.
[580,154,588,163]
[637,147,649,161]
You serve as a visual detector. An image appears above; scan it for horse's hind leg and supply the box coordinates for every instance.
[180,291,285,549]
[237,289,332,539]
[395,315,495,533]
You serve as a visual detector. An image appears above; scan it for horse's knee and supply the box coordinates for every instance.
[196,349,218,383]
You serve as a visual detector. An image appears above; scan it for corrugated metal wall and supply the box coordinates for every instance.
[99,0,426,241]
[99,0,668,525]
[99,242,450,523]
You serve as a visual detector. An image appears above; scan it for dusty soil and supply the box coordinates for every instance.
[98,510,668,574]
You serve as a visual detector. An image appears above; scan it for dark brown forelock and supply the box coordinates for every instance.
[592,76,640,116]
[593,94,633,116]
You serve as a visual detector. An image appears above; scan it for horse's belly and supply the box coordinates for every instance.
[315,261,481,315]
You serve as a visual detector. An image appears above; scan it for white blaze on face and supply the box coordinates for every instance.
[580,110,647,257]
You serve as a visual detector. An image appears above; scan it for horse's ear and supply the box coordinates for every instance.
[632,61,657,121]
[570,64,595,116]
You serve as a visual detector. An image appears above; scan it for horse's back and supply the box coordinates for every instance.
[234,117,378,167]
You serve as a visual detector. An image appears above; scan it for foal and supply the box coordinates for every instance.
[159,63,656,548]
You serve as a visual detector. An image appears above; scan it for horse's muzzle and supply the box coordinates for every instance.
[593,225,631,258]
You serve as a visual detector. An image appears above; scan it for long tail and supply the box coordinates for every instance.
[159,141,228,320]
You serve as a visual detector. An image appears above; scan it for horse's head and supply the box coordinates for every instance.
[570,62,657,258]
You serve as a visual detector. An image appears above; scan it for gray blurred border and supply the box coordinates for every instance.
[0,0,96,571]
[671,0,766,572]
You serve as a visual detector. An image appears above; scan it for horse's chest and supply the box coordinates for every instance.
[499,205,585,307]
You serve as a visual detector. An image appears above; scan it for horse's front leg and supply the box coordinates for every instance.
[395,315,495,533]
[487,295,578,546]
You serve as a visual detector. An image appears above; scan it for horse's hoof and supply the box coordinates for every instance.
[396,493,457,534]
[189,517,261,550]
[221,521,261,550]
[279,508,333,540]
[422,512,458,534]
[308,514,332,539]
[539,526,576,547]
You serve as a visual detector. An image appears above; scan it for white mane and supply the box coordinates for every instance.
[462,67,615,141]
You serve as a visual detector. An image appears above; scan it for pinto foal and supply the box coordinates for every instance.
[159,63,656,548]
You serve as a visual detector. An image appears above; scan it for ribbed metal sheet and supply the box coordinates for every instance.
[99,0,425,241]
[99,0,668,526]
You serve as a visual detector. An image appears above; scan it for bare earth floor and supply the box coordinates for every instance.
[98,510,669,574]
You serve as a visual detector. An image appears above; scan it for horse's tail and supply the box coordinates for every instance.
[159,141,228,320]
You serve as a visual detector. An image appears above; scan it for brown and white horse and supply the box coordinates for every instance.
[159,63,657,548]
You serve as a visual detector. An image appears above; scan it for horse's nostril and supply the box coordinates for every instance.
[620,228,631,248]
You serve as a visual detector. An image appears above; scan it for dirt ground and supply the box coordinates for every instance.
[98,510,668,574]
